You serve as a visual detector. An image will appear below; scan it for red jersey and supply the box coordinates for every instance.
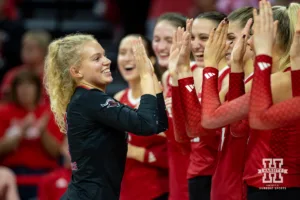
[165,76,190,200]
[244,126,300,188]
[245,56,300,188]
[0,65,49,104]
[188,66,230,179]
[0,103,64,169]
[211,73,253,200]
[38,168,71,200]
[119,89,169,200]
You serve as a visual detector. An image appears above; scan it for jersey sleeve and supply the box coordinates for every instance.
[156,93,169,133]
[291,69,300,97]
[200,67,249,129]
[178,77,217,137]
[228,72,250,137]
[86,90,168,136]
[249,55,300,130]
[171,86,190,142]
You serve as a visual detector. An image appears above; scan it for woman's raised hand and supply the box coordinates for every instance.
[132,37,153,76]
[204,18,229,68]
[231,18,253,68]
[177,19,193,73]
[253,0,277,56]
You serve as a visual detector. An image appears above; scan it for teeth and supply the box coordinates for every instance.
[125,65,135,69]
[159,53,169,57]
[103,70,110,73]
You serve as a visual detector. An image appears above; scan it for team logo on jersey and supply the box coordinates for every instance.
[204,72,216,79]
[258,158,288,189]
[148,152,156,163]
[191,137,200,143]
[185,84,195,92]
[101,99,120,108]
[71,162,78,171]
[258,62,271,71]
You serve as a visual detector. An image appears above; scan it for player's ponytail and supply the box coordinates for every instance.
[44,34,95,133]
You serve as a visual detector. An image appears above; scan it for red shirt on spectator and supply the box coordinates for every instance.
[38,168,71,200]
[0,103,64,169]
[149,0,195,19]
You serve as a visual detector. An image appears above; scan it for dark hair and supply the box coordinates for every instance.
[120,34,162,81]
[11,70,41,106]
[156,12,187,29]
[196,11,227,24]
[228,7,254,28]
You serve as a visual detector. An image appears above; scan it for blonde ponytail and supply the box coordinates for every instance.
[44,34,95,133]
[288,3,300,33]
[272,3,300,71]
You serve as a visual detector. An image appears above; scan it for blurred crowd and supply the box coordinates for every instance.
[0,0,295,200]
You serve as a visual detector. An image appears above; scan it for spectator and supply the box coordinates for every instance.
[0,70,64,200]
[0,0,25,84]
[0,30,51,103]
[0,166,20,200]
[38,137,71,200]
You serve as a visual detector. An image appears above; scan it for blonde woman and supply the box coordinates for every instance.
[44,34,168,200]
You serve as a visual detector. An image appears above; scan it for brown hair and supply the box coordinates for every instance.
[23,30,52,54]
[11,70,41,106]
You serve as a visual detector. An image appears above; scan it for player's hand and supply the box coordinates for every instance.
[177,19,193,73]
[168,28,182,77]
[132,37,153,77]
[231,18,253,66]
[204,18,229,68]
[253,0,277,56]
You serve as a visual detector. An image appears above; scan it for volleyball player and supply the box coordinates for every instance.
[115,34,169,200]
[152,13,190,200]
[43,34,168,200]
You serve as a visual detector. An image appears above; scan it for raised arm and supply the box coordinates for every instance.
[168,25,191,142]
[86,38,168,135]
[249,55,300,129]
[249,1,300,130]
[200,19,250,129]
[174,20,216,137]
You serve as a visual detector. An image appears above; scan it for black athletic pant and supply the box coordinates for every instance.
[248,186,300,200]
[188,175,212,200]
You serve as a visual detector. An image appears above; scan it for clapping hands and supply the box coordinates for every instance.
[132,37,154,77]
[252,0,278,56]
